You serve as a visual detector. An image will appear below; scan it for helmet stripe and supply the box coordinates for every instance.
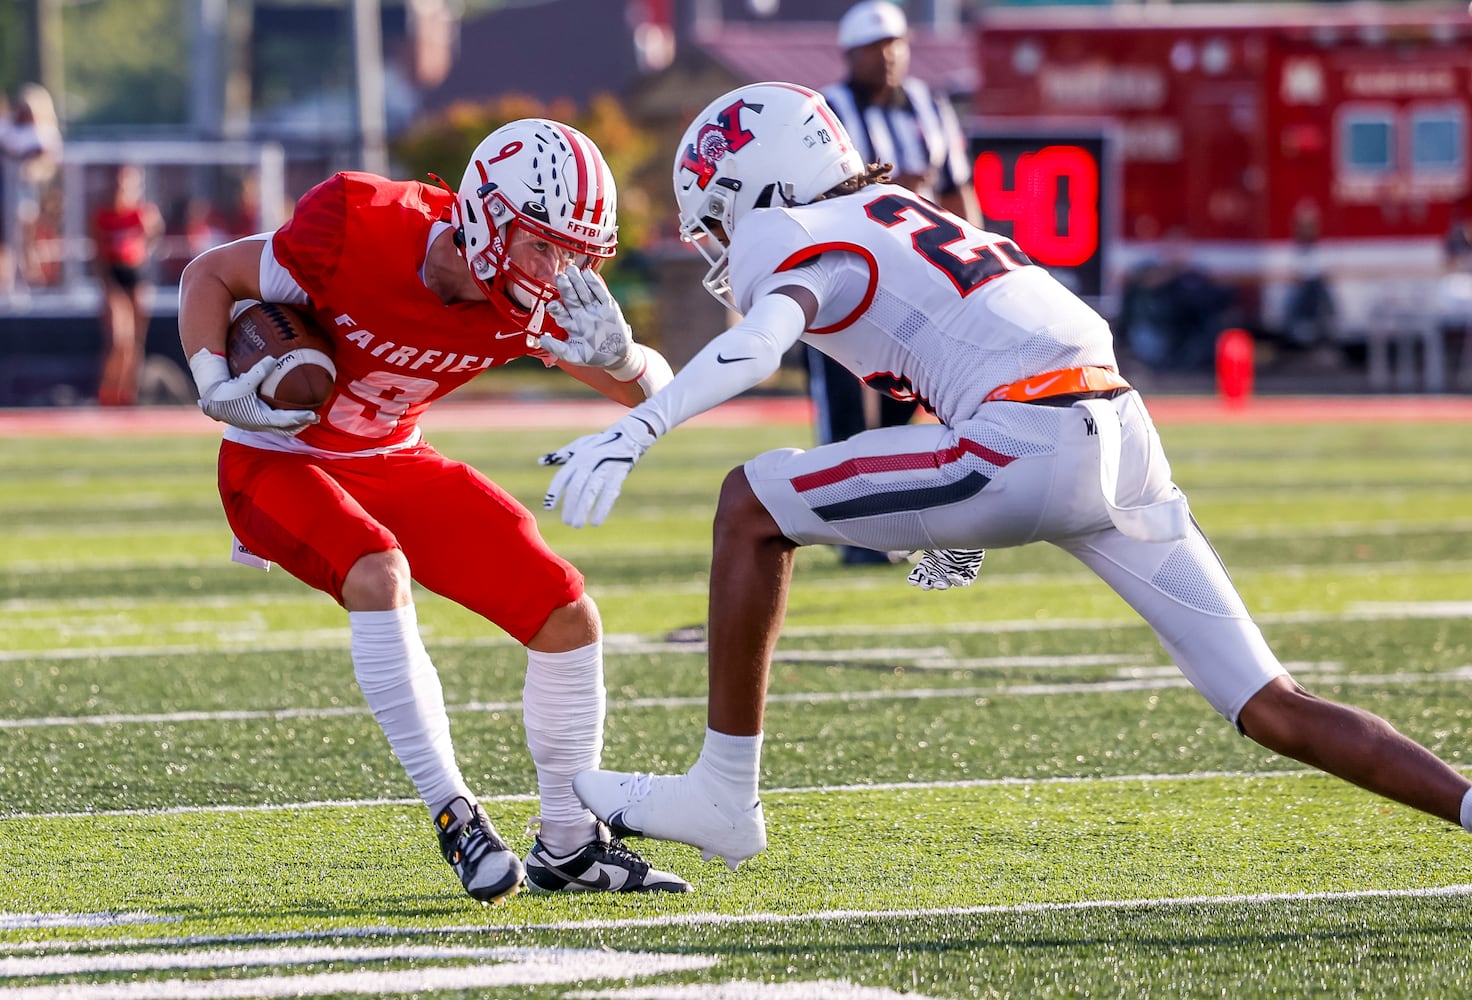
[553,122,601,224]
[767,81,854,159]
[579,131,606,225]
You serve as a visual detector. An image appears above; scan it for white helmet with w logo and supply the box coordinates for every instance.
[455,118,617,315]
[673,82,862,305]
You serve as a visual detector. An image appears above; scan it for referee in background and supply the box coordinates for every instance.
[809,0,983,565]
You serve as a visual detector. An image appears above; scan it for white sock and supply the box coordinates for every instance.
[523,641,605,855]
[693,727,763,808]
[350,605,471,816]
[1461,787,1472,834]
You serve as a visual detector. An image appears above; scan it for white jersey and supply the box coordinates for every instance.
[608,186,1280,726]
[727,183,1118,425]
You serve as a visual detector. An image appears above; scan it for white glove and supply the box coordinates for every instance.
[541,267,644,380]
[189,349,318,434]
[539,413,656,528]
[907,548,986,591]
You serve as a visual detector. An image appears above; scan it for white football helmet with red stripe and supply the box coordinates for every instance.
[673,82,863,306]
[455,118,617,315]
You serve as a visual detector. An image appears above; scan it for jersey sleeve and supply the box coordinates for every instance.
[728,209,819,314]
[731,207,872,330]
[259,239,312,307]
[270,174,349,301]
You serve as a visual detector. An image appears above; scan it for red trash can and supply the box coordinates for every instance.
[1215,327,1254,407]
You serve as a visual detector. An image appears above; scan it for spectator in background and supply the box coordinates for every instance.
[185,196,230,259]
[1446,194,1472,274]
[810,0,982,565]
[221,174,264,239]
[0,83,62,290]
[147,195,229,286]
[1282,205,1338,367]
[1118,231,1237,373]
[1439,194,1472,389]
[92,164,164,406]
[0,93,11,293]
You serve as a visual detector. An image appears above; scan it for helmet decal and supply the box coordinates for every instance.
[483,141,523,169]
[671,83,865,311]
[678,99,761,191]
[454,119,618,314]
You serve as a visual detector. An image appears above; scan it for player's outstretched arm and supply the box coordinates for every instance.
[539,413,656,528]
[543,267,673,404]
[539,289,811,528]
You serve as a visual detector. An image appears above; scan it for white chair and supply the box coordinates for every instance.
[1366,281,1445,393]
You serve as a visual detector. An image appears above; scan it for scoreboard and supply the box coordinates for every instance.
[967,127,1113,305]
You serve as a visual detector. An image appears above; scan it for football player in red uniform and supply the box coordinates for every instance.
[179,120,689,900]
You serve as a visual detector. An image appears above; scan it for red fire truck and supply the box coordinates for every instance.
[967,2,1471,346]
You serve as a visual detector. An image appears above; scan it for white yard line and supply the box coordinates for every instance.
[3,884,1469,957]
[2,600,1470,663]
[0,947,718,1000]
[13,765,1470,822]
[1,663,1467,733]
[0,944,710,980]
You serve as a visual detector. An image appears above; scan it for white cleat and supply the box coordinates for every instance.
[573,768,767,871]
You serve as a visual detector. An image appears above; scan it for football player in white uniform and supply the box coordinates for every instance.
[541,82,1472,869]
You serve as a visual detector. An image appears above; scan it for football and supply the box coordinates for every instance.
[227,302,337,411]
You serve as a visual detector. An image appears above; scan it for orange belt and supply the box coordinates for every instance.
[985,366,1131,404]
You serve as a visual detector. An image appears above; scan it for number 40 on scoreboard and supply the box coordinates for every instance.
[967,128,1114,307]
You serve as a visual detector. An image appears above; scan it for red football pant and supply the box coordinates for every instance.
[217,440,584,645]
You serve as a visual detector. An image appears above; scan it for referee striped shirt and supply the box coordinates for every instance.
[821,77,972,199]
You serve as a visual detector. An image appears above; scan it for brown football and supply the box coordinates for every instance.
[227,302,337,411]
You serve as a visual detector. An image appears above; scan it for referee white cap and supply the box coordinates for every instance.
[837,0,908,50]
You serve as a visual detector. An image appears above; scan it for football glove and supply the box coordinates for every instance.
[540,413,657,528]
[189,350,318,434]
[541,267,643,380]
[907,548,986,591]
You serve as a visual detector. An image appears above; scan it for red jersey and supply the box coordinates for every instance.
[93,205,150,267]
[271,172,541,454]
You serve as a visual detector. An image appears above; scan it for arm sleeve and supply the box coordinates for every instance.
[628,293,809,437]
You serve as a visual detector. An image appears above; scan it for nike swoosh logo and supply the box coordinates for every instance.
[607,808,643,838]
[494,330,529,340]
[587,868,613,890]
[1022,374,1064,396]
[716,354,754,364]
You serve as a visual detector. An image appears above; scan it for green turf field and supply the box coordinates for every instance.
[1,410,1469,998]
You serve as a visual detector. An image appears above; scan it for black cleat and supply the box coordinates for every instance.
[524,821,692,893]
[434,796,525,902]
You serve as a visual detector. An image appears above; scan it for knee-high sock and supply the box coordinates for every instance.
[523,642,605,855]
[350,605,470,816]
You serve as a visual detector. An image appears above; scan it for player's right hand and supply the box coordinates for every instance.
[540,413,656,528]
[195,355,318,434]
